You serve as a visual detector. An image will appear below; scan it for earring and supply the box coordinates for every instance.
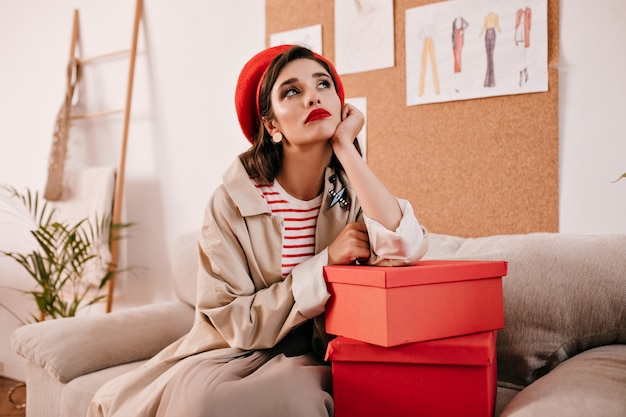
[272,132,283,144]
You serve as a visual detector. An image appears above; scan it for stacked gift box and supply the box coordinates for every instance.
[323,260,508,417]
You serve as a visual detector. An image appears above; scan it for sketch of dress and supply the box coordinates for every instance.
[515,7,532,86]
[452,17,468,73]
[452,17,469,92]
[418,24,440,97]
[479,12,501,88]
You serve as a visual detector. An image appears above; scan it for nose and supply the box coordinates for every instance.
[307,92,321,107]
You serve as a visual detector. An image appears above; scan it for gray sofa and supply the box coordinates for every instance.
[11,231,626,417]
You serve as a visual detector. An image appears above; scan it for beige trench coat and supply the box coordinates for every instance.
[88,158,428,417]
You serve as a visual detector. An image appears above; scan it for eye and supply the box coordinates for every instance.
[318,79,331,89]
[282,86,300,98]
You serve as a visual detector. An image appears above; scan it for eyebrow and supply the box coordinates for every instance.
[278,72,331,89]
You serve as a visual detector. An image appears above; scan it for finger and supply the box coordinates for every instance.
[351,247,371,263]
[346,222,367,232]
[350,223,369,239]
[344,230,368,246]
[342,104,351,119]
[348,234,370,251]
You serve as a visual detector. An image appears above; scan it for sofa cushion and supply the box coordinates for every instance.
[495,386,520,417]
[60,360,146,417]
[11,301,194,383]
[425,232,626,389]
[499,345,626,416]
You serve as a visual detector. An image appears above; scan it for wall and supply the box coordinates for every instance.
[559,1,626,234]
[0,0,624,381]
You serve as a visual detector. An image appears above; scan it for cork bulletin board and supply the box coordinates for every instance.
[266,0,560,237]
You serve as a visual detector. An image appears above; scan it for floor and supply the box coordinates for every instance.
[0,377,25,417]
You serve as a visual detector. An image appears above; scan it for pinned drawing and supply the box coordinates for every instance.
[269,24,323,54]
[335,0,395,75]
[406,0,548,106]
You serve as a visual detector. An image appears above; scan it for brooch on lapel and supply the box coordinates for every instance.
[328,174,351,210]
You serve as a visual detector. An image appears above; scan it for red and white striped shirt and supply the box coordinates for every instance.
[256,180,322,277]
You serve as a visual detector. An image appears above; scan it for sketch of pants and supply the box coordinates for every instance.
[484,28,496,87]
[419,37,440,96]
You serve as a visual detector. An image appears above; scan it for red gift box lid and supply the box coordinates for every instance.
[325,331,497,366]
[324,260,507,288]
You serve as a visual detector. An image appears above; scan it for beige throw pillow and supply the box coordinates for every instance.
[425,232,626,389]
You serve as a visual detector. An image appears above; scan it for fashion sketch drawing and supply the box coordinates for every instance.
[479,11,501,88]
[418,24,440,97]
[452,17,469,92]
[515,7,532,86]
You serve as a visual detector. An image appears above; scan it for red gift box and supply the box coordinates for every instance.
[325,331,498,417]
[323,260,507,347]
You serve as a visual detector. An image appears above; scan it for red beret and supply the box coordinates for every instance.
[235,45,345,144]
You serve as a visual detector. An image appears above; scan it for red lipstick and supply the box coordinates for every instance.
[305,108,331,123]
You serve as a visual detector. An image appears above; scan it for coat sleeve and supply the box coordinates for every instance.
[194,186,310,351]
[362,198,429,266]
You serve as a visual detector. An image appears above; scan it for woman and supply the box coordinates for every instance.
[88,44,428,417]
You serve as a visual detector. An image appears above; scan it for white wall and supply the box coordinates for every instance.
[559,1,626,233]
[0,0,624,381]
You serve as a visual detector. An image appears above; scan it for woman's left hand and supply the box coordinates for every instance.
[331,103,364,150]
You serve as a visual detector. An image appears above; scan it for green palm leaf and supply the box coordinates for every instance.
[1,185,135,322]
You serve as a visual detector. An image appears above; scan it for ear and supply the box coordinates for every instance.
[262,118,279,136]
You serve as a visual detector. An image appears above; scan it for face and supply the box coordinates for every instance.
[264,58,342,148]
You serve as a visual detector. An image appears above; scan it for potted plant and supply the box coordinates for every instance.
[0,185,132,323]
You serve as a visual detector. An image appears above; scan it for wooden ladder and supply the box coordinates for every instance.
[63,0,143,313]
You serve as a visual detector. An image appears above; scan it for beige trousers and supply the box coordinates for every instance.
[419,37,440,97]
[155,333,333,417]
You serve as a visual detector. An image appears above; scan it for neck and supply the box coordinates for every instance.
[276,144,332,200]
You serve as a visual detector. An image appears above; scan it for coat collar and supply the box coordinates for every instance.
[222,157,358,222]
[222,158,269,217]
